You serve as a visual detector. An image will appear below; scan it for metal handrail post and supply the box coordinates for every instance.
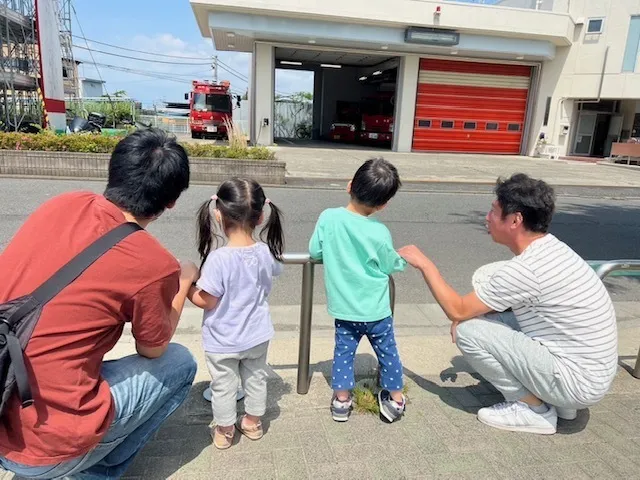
[297,261,315,394]
[282,253,397,394]
[593,260,640,378]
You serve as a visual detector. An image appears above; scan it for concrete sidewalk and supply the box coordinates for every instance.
[274,144,640,188]
[98,306,640,478]
[4,304,640,479]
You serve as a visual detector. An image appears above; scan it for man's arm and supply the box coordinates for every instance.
[136,261,199,359]
[398,245,492,322]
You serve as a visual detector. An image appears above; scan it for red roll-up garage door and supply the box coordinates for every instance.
[412,58,532,154]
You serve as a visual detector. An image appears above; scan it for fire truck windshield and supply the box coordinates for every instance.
[193,93,231,113]
[361,99,394,116]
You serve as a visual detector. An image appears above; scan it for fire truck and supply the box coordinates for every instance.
[357,92,395,145]
[329,101,360,143]
[186,80,235,139]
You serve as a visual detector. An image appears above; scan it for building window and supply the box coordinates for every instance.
[623,16,640,72]
[543,97,552,126]
[508,124,521,132]
[587,18,604,34]
[486,122,498,130]
[441,120,454,128]
[418,119,431,128]
[463,122,476,130]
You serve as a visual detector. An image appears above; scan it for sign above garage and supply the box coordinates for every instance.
[405,27,460,47]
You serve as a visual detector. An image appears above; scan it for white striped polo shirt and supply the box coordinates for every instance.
[475,234,618,404]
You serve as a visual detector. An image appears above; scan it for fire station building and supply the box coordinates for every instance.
[190,0,640,159]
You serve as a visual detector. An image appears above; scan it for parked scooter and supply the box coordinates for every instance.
[68,112,107,133]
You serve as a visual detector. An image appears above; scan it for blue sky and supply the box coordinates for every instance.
[71,0,313,106]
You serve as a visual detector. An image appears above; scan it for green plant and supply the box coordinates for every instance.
[0,131,276,160]
[352,377,409,416]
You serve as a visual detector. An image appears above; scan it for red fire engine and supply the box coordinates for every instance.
[186,80,234,139]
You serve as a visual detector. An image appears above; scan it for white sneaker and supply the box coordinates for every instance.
[556,407,578,421]
[477,401,557,435]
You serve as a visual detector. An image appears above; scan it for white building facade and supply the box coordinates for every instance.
[191,0,640,158]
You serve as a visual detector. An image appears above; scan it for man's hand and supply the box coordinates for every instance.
[398,245,432,270]
[179,260,200,287]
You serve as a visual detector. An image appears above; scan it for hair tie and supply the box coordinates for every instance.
[211,194,218,201]
[265,198,271,206]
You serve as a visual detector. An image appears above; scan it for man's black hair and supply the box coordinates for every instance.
[350,158,401,208]
[495,173,555,233]
[104,128,190,218]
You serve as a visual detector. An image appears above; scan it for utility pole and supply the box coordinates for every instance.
[213,56,218,83]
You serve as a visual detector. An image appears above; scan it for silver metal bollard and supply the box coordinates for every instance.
[281,253,396,394]
[594,260,640,379]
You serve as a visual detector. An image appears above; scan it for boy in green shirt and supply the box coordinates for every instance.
[309,158,407,423]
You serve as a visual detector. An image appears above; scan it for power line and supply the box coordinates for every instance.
[77,59,199,84]
[72,34,214,60]
[73,45,213,65]
[71,34,251,82]
[77,59,246,98]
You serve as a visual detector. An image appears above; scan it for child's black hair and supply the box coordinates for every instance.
[196,177,284,263]
[350,158,401,208]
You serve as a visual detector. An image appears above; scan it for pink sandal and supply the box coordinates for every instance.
[237,416,263,440]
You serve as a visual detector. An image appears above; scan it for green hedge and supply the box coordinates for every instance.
[0,132,275,160]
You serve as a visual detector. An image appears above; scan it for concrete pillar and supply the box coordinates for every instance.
[251,43,275,145]
[312,68,323,140]
[392,55,420,153]
[621,100,637,140]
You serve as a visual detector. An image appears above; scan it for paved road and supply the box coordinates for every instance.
[1,178,640,304]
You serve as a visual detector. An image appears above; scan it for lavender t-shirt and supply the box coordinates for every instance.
[196,242,283,353]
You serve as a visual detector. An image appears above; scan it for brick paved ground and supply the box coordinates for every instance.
[95,368,640,480]
[3,315,640,479]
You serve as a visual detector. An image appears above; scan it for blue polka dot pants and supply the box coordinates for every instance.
[332,316,403,392]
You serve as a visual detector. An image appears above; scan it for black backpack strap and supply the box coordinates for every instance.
[5,222,142,409]
[5,331,34,407]
[32,222,143,304]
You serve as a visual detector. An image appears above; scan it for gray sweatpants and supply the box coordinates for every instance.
[205,341,269,427]
[456,263,587,409]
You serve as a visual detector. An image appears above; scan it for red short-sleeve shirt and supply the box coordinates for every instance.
[0,192,179,466]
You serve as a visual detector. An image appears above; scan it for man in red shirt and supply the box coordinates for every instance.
[0,128,199,478]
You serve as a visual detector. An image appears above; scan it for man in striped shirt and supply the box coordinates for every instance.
[399,173,617,435]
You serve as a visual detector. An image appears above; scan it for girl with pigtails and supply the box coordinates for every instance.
[188,177,284,450]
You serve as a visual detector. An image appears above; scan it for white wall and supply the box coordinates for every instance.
[392,56,419,153]
[529,0,640,155]
[251,43,275,145]
[81,80,104,98]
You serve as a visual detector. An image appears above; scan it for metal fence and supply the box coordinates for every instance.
[274,101,313,139]
[593,260,640,379]
[434,0,569,13]
[137,115,189,135]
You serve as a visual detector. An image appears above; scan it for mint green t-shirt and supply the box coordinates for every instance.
[309,207,406,322]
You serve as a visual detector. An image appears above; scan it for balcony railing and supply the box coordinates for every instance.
[415,0,569,13]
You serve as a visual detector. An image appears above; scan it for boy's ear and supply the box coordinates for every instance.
[376,203,388,212]
[346,180,352,194]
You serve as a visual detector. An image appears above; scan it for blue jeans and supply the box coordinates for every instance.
[332,317,403,392]
[0,343,197,479]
